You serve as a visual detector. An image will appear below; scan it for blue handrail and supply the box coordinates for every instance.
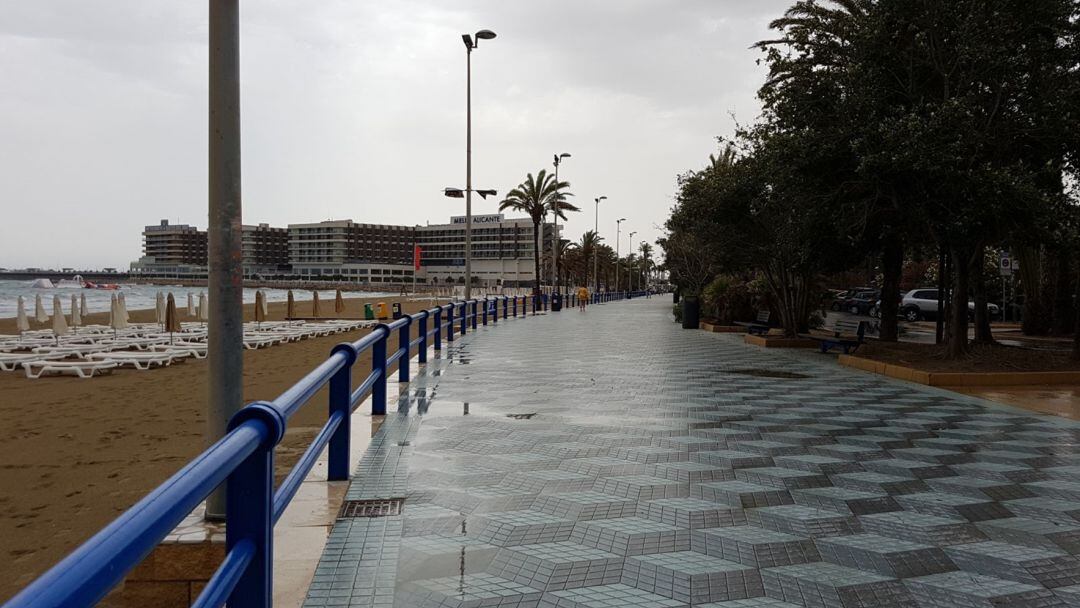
[4,292,640,608]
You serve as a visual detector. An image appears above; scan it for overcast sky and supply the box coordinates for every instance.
[0,0,791,270]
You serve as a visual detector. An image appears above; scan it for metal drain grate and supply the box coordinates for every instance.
[339,498,405,518]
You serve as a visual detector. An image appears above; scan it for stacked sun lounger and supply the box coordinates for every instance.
[0,319,378,378]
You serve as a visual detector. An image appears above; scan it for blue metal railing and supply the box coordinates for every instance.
[4,292,645,608]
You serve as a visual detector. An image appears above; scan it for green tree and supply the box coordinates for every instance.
[499,169,572,295]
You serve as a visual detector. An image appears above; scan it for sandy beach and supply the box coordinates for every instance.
[0,294,441,602]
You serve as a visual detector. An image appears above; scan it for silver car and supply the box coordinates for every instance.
[899,288,999,322]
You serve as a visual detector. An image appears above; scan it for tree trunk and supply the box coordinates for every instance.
[879,235,903,342]
[1052,251,1074,336]
[1018,246,1048,335]
[1073,255,1080,360]
[935,246,947,345]
[946,247,971,358]
[972,248,993,344]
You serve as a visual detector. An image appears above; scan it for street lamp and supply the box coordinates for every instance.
[639,240,648,292]
[593,196,606,292]
[461,28,496,299]
[444,187,496,290]
[628,231,637,291]
[615,218,626,293]
[552,153,571,297]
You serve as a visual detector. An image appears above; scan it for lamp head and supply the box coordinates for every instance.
[475,29,497,40]
[443,188,464,198]
[596,196,607,203]
[476,189,498,199]
[461,34,473,49]
[618,217,626,223]
[559,152,571,159]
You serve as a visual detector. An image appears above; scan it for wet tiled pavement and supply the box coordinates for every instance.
[302,298,1080,607]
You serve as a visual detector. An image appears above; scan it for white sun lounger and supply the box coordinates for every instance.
[22,360,119,378]
[0,352,69,372]
[149,343,207,359]
[242,336,283,349]
[32,344,124,357]
[86,352,179,370]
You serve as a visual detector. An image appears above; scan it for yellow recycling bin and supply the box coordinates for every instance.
[376,302,388,320]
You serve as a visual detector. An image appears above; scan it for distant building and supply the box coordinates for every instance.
[287,220,416,282]
[131,220,208,278]
[242,223,290,278]
[415,214,557,287]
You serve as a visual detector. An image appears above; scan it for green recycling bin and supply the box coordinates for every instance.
[364,303,374,320]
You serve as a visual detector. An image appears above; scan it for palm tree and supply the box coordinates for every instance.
[499,169,573,295]
[577,230,603,289]
[638,242,653,290]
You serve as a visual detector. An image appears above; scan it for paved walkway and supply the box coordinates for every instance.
[303,298,1080,608]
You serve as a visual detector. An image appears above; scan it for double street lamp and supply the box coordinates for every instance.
[459,28,496,299]
[443,187,497,294]
[593,196,607,292]
[552,153,571,296]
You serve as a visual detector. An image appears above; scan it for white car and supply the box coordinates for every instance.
[899,289,999,322]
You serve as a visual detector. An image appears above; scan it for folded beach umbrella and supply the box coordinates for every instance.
[156,291,166,327]
[313,290,322,318]
[286,290,295,319]
[52,295,69,342]
[109,293,125,336]
[70,294,81,333]
[165,293,181,342]
[16,296,30,338]
[254,290,266,328]
[119,292,130,321]
[119,293,130,324]
[198,292,209,322]
[187,292,196,317]
[34,293,48,323]
[80,292,88,319]
[335,289,345,314]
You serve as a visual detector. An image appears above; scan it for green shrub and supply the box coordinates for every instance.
[672,304,683,322]
[702,274,757,324]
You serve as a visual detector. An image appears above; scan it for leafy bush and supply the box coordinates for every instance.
[702,274,757,324]
[672,304,683,323]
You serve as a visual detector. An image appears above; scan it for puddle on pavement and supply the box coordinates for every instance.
[727,368,809,379]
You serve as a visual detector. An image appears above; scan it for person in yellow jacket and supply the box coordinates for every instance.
[576,286,589,310]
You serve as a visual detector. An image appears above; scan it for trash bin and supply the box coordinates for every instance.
[681,296,701,329]
[364,303,374,320]
[376,302,388,320]
[392,302,402,320]
[551,293,562,311]
[673,291,680,304]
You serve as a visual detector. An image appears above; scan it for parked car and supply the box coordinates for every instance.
[829,287,875,311]
[899,289,1000,322]
[842,290,880,315]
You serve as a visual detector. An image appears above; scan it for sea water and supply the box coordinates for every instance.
[0,280,397,319]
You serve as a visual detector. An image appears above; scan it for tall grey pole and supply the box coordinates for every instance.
[593,198,601,292]
[628,231,636,292]
[206,0,242,521]
[465,45,473,300]
[615,219,624,293]
[552,159,559,293]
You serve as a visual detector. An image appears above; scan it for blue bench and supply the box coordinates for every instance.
[734,310,771,336]
[807,318,866,354]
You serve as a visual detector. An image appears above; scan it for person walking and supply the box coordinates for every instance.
[577,285,589,311]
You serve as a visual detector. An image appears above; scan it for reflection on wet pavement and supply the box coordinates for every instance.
[954,385,1080,420]
[301,299,1080,608]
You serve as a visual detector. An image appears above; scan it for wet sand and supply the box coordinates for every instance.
[0,295,441,602]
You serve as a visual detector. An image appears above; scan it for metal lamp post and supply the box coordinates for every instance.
[593,196,606,292]
[552,153,570,297]
[206,0,243,521]
[615,218,626,293]
[461,28,496,299]
[628,231,636,292]
[444,188,497,291]
[640,240,648,292]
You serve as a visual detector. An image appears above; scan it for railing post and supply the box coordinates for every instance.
[418,311,428,364]
[503,296,508,319]
[512,296,518,317]
[491,298,498,324]
[372,326,387,415]
[398,317,411,383]
[225,403,284,608]
[471,300,478,330]
[460,302,468,334]
[482,298,489,325]
[432,308,440,352]
[446,303,454,343]
[328,343,357,481]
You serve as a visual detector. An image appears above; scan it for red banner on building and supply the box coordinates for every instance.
[413,245,422,270]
